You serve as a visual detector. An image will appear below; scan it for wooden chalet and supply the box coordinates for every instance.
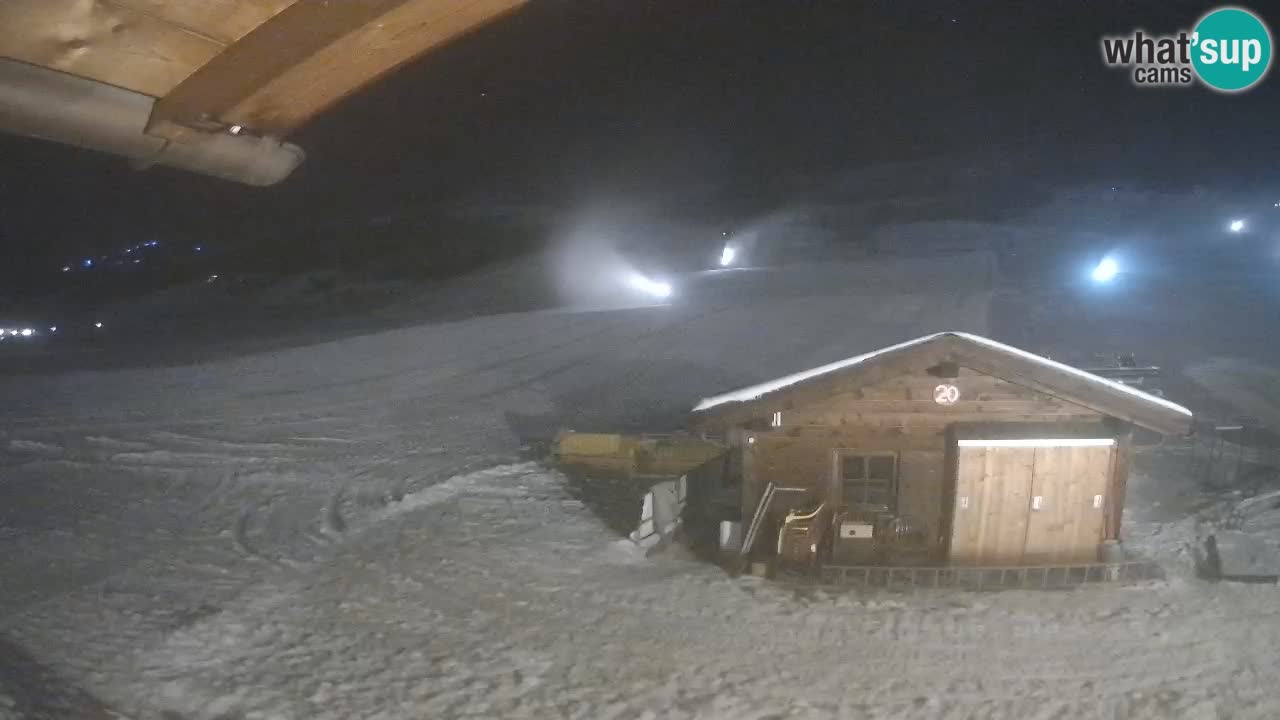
[691,332,1194,569]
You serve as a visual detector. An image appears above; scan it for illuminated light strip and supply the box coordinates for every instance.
[958,438,1116,448]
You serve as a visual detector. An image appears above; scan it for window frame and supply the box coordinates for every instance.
[832,450,899,514]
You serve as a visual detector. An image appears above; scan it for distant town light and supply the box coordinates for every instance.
[94,322,103,329]
[49,326,57,333]
[1230,219,1246,233]
[229,125,243,135]
[62,266,71,272]
[20,328,32,337]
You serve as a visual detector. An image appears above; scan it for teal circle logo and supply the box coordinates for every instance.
[1192,7,1273,92]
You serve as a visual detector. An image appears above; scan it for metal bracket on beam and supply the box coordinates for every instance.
[0,59,304,186]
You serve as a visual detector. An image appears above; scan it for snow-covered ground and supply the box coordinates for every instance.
[88,462,1280,719]
[2,251,1279,719]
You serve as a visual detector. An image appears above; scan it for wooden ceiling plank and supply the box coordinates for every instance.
[0,0,225,97]
[148,0,525,137]
[101,0,299,45]
[225,0,526,132]
[150,0,409,134]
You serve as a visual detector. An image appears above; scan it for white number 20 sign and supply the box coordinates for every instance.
[933,383,961,405]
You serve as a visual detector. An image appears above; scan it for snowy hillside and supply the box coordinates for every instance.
[0,255,993,718]
[3,249,1280,718]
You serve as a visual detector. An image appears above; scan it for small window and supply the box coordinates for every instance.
[838,452,898,513]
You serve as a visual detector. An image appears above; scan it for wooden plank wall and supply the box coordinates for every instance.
[1022,445,1112,563]
[781,367,1103,428]
[746,432,948,555]
[952,444,1113,565]
[747,366,1105,540]
[950,446,1035,565]
[1105,430,1133,540]
[750,438,951,540]
[1021,446,1072,564]
[950,445,987,564]
[899,450,945,542]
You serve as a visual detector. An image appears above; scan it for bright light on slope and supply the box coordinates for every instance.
[20,328,32,337]
[1230,219,1246,233]
[1091,257,1119,283]
[720,244,736,266]
[627,273,672,299]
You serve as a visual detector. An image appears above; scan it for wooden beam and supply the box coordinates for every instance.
[740,436,760,533]
[951,421,1117,441]
[1105,428,1132,541]
[103,0,298,45]
[0,0,226,97]
[148,0,526,138]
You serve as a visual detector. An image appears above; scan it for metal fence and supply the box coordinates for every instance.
[781,560,1162,591]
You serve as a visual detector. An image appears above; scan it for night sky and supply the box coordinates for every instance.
[3,0,1279,294]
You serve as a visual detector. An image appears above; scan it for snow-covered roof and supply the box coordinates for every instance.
[693,333,942,412]
[692,331,1193,421]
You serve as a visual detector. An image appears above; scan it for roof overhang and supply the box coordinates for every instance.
[0,0,526,185]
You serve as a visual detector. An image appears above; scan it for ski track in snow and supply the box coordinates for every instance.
[1,256,1277,718]
[110,464,1280,719]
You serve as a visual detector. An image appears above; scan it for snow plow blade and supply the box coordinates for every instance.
[552,432,727,554]
[551,431,724,478]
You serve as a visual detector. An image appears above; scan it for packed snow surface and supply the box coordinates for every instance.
[0,253,1277,719]
[61,462,1280,719]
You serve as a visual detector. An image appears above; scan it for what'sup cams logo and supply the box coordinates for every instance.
[1102,6,1273,92]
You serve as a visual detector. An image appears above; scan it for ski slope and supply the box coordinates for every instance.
[2,252,1279,719]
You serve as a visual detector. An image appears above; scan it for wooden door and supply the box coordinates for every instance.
[950,440,1114,566]
[950,445,1034,565]
[1022,445,1113,563]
